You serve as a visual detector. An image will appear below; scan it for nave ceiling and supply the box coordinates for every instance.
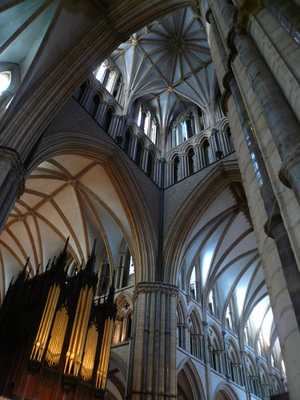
[0,154,134,301]
[110,6,217,134]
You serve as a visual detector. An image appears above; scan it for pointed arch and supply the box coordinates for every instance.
[177,358,206,400]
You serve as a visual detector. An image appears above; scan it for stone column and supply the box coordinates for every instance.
[195,146,202,170]
[0,147,25,231]
[126,282,178,399]
[207,11,300,397]
[95,102,109,129]
[141,147,149,173]
[108,114,126,141]
[179,154,188,180]
[202,321,212,400]
[227,75,300,400]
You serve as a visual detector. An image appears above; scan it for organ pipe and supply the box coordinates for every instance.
[30,283,60,362]
[45,306,69,366]
[64,286,94,376]
[96,317,114,392]
[81,322,99,381]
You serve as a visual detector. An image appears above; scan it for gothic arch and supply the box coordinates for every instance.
[213,383,239,400]
[20,130,159,284]
[164,163,241,284]
[177,359,206,400]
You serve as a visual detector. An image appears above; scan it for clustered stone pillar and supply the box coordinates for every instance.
[207,3,300,399]
[126,282,178,399]
[0,147,24,231]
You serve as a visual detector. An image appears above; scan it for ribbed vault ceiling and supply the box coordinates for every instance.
[179,186,277,350]
[0,155,132,301]
[112,7,215,132]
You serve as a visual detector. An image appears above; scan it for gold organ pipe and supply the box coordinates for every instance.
[40,287,60,355]
[73,287,89,374]
[96,319,109,389]
[81,323,98,381]
[65,289,85,374]
[31,285,54,360]
[75,288,89,373]
[65,285,94,376]
[31,284,61,362]
[46,307,69,366]
[96,318,114,390]
[75,287,93,376]
[101,319,113,389]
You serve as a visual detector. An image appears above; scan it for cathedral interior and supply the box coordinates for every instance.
[0,0,299,399]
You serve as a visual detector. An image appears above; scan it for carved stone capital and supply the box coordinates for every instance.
[134,281,178,299]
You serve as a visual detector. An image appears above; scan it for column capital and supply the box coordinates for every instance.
[134,281,178,298]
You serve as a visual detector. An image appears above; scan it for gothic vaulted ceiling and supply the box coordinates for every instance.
[0,155,133,301]
[179,186,277,350]
[111,6,216,133]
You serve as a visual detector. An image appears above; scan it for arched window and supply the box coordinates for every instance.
[245,355,259,396]
[137,105,142,127]
[202,140,211,167]
[227,342,242,385]
[177,302,186,349]
[150,120,157,144]
[198,108,204,131]
[144,111,151,136]
[189,266,197,300]
[270,375,282,395]
[186,113,194,138]
[214,130,223,160]
[106,70,117,94]
[121,249,135,288]
[209,328,223,373]
[259,366,270,399]
[225,301,234,331]
[112,296,133,345]
[208,289,216,315]
[95,62,107,83]
[0,71,11,95]
[189,312,203,360]
[173,156,180,184]
[171,125,178,148]
[187,148,195,175]
[112,73,122,98]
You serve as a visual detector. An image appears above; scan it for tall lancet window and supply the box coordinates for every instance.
[137,105,142,127]
[150,120,157,144]
[190,266,196,300]
[0,71,11,95]
[106,70,117,94]
[144,111,151,136]
[95,62,107,83]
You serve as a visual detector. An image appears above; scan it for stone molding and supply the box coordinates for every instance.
[134,281,178,298]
